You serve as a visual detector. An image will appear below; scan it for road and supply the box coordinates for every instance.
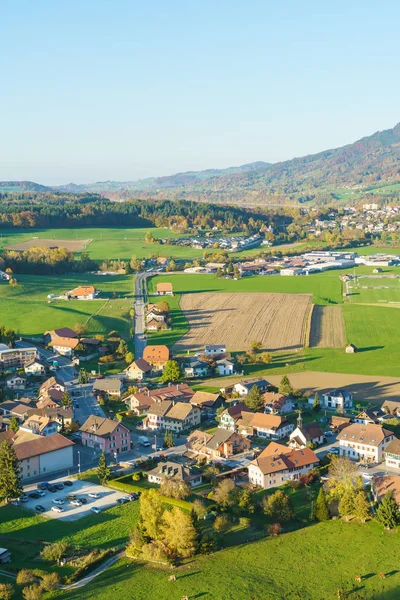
[134,271,149,359]
[16,340,77,384]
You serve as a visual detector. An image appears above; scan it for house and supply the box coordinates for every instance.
[321,389,353,411]
[146,310,167,323]
[372,475,400,505]
[24,358,46,376]
[147,460,203,487]
[204,263,226,273]
[337,423,394,462]
[39,377,64,395]
[215,359,235,376]
[37,378,65,408]
[248,443,319,490]
[0,430,74,481]
[143,345,170,371]
[328,415,352,432]
[355,406,385,425]
[26,405,73,428]
[45,328,80,357]
[232,378,270,396]
[80,415,131,454]
[345,343,358,354]
[80,338,102,352]
[382,400,400,417]
[187,428,250,459]
[289,419,324,449]
[93,378,122,399]
[0,401,33,422]
[384,438,400,470]
[69,285,98,300]
[124,358,152,381]
[263,392,293,415]
[20,415,59,436]
[144,401,201,432]
[190,391,224,418]
[146,319,161,331]
[6,374,26,390]
[239,413,294,441]
[0,345,37,371]
[155,282,173,296]
[204,344,226,356]
[126,383,195,414]
[219,403,251,431]
[183,359,209,378]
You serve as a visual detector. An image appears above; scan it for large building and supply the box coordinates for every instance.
[0,344,37,371]
[80,416,131,454]
[337,423,395,463]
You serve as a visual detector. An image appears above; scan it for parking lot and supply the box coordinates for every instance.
[21,477,129,521]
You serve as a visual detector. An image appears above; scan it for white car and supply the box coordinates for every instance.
[88,492,100,499]
[71,499,83,507]
[91,506,101,514]
[52,498,65,505]
[328,448,340,455]
[51,506,64,513]
[361,472,373,480]
[38,490,46,497]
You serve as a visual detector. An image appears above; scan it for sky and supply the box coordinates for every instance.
[1,0,400,185]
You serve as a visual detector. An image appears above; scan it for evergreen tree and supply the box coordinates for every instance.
[279,375,293,395]
[96,451,111,485]
[314,488,330,521]
[245,385,264,412]
[9,416,19,433]
[312,392,321,412]
[376,491,400,529]
[353,490,370,523]
[338,488,355,521]
[0,441,23,502]
[61,391,71,406]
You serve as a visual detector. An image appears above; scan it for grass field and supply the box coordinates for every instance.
[348,277,400,304]
[0,273,134,339]
[146,293,189,347]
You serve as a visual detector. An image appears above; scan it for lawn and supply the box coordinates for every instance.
[52,520,400,600]
[0,273,134,339]
[347,277,400,304]
[146,293,189,347]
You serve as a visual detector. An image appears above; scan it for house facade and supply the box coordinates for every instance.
[144,401,201,432]
[215,359,234,376]
[155,282,173,295]
[147,461,203,487]
[0,345,37,371]
[24,359,46,376]
[124,358,152,381]
[289,420,324,449]
[93,378,122,398]
[143,345,170,371]
[337,423,394,463]
[263,392,293,415]
[219,403,251,431]
[385,438,400,470]
[204,344,226,356]
[6,374,26,390]
[321,389,353,411]
[232,378,270,396]
[80,416,131,454]
[70,285,98,300]
[20,415,59,436]
[190,391,224,418]
[355,406,385,425]
[245,413,294,441]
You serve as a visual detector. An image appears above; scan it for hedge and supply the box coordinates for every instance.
[108,475,193,510]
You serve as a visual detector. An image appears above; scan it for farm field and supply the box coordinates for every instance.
[309,305,346,348]
[347,276,400,304]
[52,520,400,600]
[175,292,312,352]
[5,238,90,252]
[0,273,134,339]
[146,293,189,347]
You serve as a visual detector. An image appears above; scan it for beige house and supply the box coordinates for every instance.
[289,420,324,449]
[147,460,202,487]
[24,358,46,376]
[155,282,173,296]
[124,358,152,381]
[144,401,201,432]
[337,423,395,463]
[384,438,400,470]
[143,345,170,371]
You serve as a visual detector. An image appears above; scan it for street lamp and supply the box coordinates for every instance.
[77,451,81,474]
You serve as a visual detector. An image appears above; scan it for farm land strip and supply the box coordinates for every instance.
[308,305,346,348]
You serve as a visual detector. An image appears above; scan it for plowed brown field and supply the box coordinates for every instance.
[5,238,90,252]
[309,305,346,348]
[174,292,312,352]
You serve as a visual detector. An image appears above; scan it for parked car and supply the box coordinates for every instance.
[48,486,58,493]
[35,505,46,513]
[117,497,129,505]
[129,492,140,500]
[11,500,21,507]
[19,495,29,503]
[91,506,101,514]
[79,497,88,505]
[64,480,73,487]
[328,448,340,455]
[28,492,40,499]
[88,492,100,499]
[51,506,64,513]
[361,472,373,480]
[38,482,49,490]
[52,498,64,505]
[67,494,77,501]
[55,483,64,490]
[71,499,83,507]
[323,431,334,437]
[37,490,46,497]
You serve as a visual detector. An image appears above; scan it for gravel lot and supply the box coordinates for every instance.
[22,477,128,521]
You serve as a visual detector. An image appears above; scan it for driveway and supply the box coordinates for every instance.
[21,477,129,521]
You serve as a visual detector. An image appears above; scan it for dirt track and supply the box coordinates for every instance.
[175,292,312,352]
[309,305,346,348]
[5,239,90,252]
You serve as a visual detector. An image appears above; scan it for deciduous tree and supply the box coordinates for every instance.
[161,507,197,558]
[140,489,164,540]
[263,490,294,522]
[160,360,181,383]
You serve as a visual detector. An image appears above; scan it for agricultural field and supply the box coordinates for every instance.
[5,238,90,252]
[347,276,400,304]
[0,273,134,339]
[175,292,312,352]
[308,305,346,348]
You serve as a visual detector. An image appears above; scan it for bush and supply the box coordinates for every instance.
[213,514,231,534]
[132,472,142,482]
[16,570,37,586]
[199,535,218,554]
[40,540,71,563]
[239,516,251,528]
[40,572,60,592]
[0,583,14,600]
[21,585,42,600]
[65,550,111,584]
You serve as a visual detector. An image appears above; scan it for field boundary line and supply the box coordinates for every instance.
[304,303,314,348]
[84,299,110,326]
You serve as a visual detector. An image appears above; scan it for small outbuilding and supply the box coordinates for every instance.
[345,343,357,354]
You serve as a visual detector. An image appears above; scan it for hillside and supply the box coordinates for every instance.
[0,181,53,193]
[58,123,400,205]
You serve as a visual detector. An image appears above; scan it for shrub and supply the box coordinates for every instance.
[40,572,60,592]
[40,540,71,563]
[21,585,42,600]
[199,535,218,554]
[0,583,14,600]
[239,516,251,528]
[213,514,231,534]
[132,472,142,482]
[16,570,37,586]
[267,523,282,537]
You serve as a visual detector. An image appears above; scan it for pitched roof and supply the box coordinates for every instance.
[357,406,385,421]
[249,413,287,431]
[205,428,237,450]
[300,421,323,440]
[39,377,63,393]
[224,402,249,419]
[46,327,78,339]
[262,392,288,409]
[165,402,198,421]
[80,415,128,437]
[93,378,122,392]
[374,475,400,504]
[237,378,269,390]
[24,358,46,368]
[22,415,55,433]
[147,460,196,482]
[337,423,394,446]
[0,432,74,461]
[382,400,400,414]
[147,401,173,417]
[143,345,170,362]
[71,285,96,296]
[190,391,221,408]
[125,358,152,374]
[186,429,213,452]
[156,282,173,292]
[385,438,400,456]
[251,447,319,475]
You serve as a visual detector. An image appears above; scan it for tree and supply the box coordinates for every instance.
[353,490,370,523]
[213,514,231,534]
[125,351,134,364]
[326,456,362,500]
[40,572,60,592]
[96,451,111,485]
[192,499,207,520]
[126,524,145,557]
[160,360,181,383]
[279,375,293,395]
[238,488,255,514]
[160,476,190,500]
[40,540,70,562]
[144,231,156,244]
[61,390,71,406]
[16,571,37,586]
[338,488,355,521]
[245,385,264,412]
[21,585,42,600]
[213,478,237,508]
[263,490,294,522]
[250,340,262,352]
[312,392,321,412]
[260,352,273,365]
[140,489,164,539]
[117,339,129,356]
[0,441,22,502]
[161,507,197,558]
[314,488,330,521]
[164,429,174,448]
[376,491,400,529]
[9,417,19,433]
[74,323,86,337]
[236,353,248,365]
[78,369,89,384]
[0,584,14,600]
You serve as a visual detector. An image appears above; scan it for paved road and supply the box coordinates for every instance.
[134,272,149,359]
[16,340,77,384]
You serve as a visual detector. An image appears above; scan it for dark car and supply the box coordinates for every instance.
[63,480,73,487]
[35,505,46,513]
[129,492,140,500]
[79,497,88,505]
[48,485,58,493]
[55,483,64,490]
[28,492,40,499]
[38,482,49,490]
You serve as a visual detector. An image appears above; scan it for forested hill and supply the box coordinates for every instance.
[59,123,400,205]
[0,181,53,193]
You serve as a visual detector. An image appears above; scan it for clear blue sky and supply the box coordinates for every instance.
[1,0,399,185]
